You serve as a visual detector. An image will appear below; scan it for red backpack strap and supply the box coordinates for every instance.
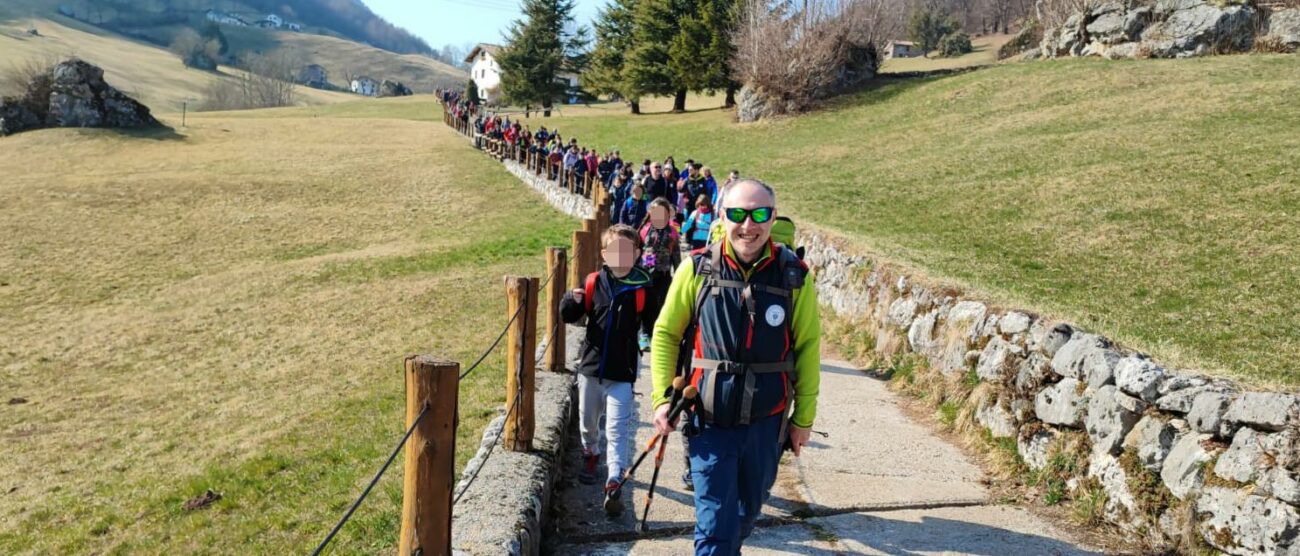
[635,288,646,313]
[584,271,599,313]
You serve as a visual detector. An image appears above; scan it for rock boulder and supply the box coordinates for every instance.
[0,58,158,137]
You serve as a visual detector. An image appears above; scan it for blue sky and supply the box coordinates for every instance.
[363,0,606,54]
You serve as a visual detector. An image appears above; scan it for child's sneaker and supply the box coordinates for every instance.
[638,333,651,353]
[603,480,624,516]
[578,452,600,485]
[681,469,694,491]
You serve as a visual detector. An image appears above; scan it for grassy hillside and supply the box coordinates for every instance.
[219,25,465,92]
[0,17,353,111]
[518,55,1300,387]
[0,96,572,553]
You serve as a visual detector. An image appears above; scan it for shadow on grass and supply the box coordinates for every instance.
[109,124,186,141]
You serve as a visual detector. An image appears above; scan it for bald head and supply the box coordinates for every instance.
[720,178,777,263]
[720,178,776,210]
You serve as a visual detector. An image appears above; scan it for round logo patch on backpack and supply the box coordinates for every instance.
[765,304,786,327]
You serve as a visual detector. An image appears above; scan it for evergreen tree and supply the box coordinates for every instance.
[626,0,689,111]
[699,0,740,107]
[626,0,736,112]
[200,21,229,57]
[587,0,641,113]
[497,0,588,116]
[908,8,958,57]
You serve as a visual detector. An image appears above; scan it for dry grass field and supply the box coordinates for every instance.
[0,96,572,553]
[0,17,354,111]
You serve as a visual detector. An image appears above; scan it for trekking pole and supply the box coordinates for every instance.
[635,377,686,531]
[638,433,671,533]
[609,383,695,495]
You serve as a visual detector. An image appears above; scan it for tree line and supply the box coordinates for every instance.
[497,0,739,114]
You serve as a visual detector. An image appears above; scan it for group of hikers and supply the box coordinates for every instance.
[440,99,823,556]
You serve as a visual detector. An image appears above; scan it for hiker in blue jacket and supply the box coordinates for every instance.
[618,183,648,227]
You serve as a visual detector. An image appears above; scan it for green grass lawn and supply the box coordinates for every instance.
[518,55,1300,387]
[0,104,572,553]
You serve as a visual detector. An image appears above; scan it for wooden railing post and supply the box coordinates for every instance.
[570,230,591,290]
[582,218,600,278]
[544,247,567,373]
[399,355,458,556]
[503,276,538,452]
[595,205,610,241]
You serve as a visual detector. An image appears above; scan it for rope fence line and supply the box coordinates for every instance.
[311,255,567,553]
[310,105,599,554]
[311,402,430,556]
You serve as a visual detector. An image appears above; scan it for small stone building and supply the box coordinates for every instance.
[350,76,378,97]
[885,40,923,59]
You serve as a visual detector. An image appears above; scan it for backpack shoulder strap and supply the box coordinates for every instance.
[773,244,807,291]
[584,271,600,313]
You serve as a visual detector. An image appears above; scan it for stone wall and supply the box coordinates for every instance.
[801,225,1300,555]
[501,159,594,221]
[450,330,580,555]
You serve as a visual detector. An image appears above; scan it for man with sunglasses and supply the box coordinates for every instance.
[649,179,821,555]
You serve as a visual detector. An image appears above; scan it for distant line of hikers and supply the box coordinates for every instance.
[438,97,823,556]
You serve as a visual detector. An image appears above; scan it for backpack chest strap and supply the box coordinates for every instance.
[691,357,794,374]
[691,356,795,426]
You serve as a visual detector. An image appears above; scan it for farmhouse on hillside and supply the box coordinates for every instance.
[350,76,379,96]
[204,9,248,27]
[464,43,502,104]
[884,40,923,59]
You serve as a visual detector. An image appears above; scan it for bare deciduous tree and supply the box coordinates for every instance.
[732,0,901,116]
[0,57,57,97]
[198,53,299,111]
[1034,0,1087,29]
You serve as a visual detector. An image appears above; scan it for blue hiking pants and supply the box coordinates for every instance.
[687,414,783,555]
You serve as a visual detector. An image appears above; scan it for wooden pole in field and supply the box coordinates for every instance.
[399,355,458,556]
[570,230,591,290]
[544,247,567,373]
[503,276,538,452]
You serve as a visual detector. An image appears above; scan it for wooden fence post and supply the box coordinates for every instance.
[582,219,600,277]
[570,230,591,290]
[595,205,610,242]
[399,355,458,556]
[544,247,567,373]
[503,276,538,452]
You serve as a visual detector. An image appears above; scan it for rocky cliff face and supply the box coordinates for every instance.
[1038,0,1300,59]
[0,59,159,137]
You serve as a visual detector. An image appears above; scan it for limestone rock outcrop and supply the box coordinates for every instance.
[0,58,159,137]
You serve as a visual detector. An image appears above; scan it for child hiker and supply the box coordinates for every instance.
[638,198,682,352]
[681,193,715,250]
[560,225,655,516]
[618,183,648,227]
